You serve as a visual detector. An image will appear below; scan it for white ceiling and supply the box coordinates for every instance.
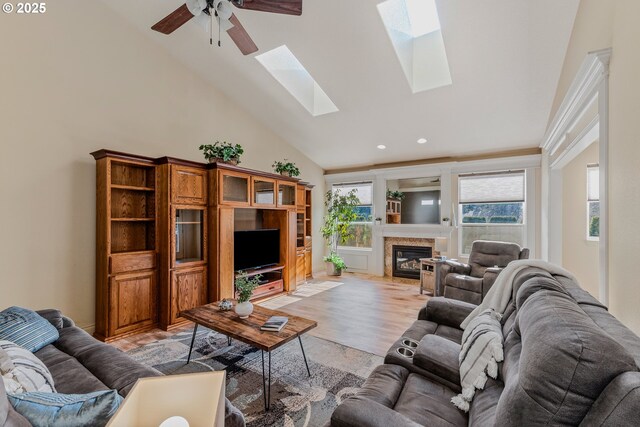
[101,0,579,170]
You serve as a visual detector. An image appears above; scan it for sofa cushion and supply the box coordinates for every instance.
[444,286,482,306]
[0,341,55,394]
[357,364,408,408]
[468,379,503,427]
[54,327,160,396]
[445,275,483,293]
[0,307,59,353]
[434,325,463,344]
[393,374,467,427]
[398,320,438,342]
[495,288,638,426]
[413,335,460,387]
[34,310,64,331]
[34,345,109,395]
[8,389,122,427]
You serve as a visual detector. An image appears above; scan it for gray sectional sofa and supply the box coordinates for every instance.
[331,267,640,426]
[1,310,245,427]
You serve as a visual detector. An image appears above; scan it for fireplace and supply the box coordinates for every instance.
[392,245,432,279]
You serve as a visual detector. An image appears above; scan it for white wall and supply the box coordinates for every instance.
[549,0,640,333]
[0,0,325,329]
[562,142,600,296]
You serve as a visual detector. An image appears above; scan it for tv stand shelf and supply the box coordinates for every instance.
[235,264,285,278]
[236,265,285,301]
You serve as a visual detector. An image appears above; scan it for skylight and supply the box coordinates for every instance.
[255,45,338,117]
[377,0,452,93]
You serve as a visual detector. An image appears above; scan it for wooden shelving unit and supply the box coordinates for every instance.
[386,199,402,224]
[93,154,158,342]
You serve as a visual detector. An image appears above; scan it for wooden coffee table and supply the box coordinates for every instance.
[180,303,317,411]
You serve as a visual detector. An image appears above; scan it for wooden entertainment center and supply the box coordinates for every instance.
[91,150,314,341]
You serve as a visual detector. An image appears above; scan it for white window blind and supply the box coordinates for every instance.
[587,165,599,201]
[459,171,525,204]
[333,182,373,205]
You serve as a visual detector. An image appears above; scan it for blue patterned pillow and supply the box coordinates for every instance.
[8,390,122,427]
[0,307,59,352]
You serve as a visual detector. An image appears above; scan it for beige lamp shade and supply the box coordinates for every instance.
[435,237,448,255]
[107,372,226,427]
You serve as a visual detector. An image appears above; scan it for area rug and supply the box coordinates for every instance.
[126,327,381,427]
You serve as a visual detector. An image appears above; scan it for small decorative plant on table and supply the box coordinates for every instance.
[386,189,405,200]
[199,141,244,165]
[234,273,262,319]
[272,159,301,177]
[321,188,360,276]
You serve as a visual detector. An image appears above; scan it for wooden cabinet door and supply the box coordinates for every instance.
[296,185,306,209]
[172,166,207,205]
[296,250,305,285]
[171,266,207,324]
[218,170,250,206]
[278,182,297,208]
[109,271,156,336]
[251,177,277,207]
[305,249,312,278]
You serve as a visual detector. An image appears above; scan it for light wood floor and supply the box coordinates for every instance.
[111,273,430,356]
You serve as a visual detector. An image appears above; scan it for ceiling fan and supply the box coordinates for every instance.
[151,0,302,55]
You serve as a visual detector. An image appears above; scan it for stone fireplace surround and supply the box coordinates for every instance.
[384,237,438,278]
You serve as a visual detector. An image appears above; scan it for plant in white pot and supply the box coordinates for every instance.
[321,189,360,276]
[234,273,261,319]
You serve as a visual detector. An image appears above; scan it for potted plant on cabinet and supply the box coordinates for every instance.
[386,189,405,200]
[234,273,262,318]
[321,189,360,276]
[272,159,301,177]
[199,141,244,165]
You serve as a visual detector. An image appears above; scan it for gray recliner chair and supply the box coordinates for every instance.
[438,240,529,305]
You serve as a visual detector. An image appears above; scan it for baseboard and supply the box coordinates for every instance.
[80,323,95,334]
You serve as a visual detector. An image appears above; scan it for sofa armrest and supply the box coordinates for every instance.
[482,267,503,296]
[36,309,65,330]
[441,260,472,276]
[331,396,422,427]
[418,297,477,329]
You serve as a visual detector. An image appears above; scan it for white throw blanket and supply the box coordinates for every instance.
[451,309,503,412]
[460,259,577,330]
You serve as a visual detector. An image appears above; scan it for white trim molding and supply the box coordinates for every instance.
[540,48,611,305]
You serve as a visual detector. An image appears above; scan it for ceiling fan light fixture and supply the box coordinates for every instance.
[186,0,207,16]
[417,138,427,144]
[214,0,233,21]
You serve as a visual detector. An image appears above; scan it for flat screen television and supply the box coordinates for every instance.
[234,229,280,271]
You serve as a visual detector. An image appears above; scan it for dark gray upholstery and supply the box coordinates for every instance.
[332,266,640,427]
[439,240,529,304]
[0,309,245,427]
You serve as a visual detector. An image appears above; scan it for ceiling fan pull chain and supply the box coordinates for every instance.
[218,15,221,47]
[210,7,213,45]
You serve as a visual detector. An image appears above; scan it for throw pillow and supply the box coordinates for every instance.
[0,341,55,394]
[8,390,122,427]
[0,307,59,352]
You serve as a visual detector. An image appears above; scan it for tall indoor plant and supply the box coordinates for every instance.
[321,189,360,276]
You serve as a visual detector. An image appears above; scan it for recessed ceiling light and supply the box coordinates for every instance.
[417,138,427,144]
[377,145,387,150]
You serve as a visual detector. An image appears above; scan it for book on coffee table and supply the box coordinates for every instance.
[260,316,288,332]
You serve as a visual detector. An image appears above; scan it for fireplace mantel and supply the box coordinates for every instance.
[377,224,454,239]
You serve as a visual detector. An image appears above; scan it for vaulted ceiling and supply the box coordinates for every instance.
[101,0,579,170]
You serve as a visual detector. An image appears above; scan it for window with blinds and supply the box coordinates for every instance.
[333,182,373,248]
[587,165,600,239]
[458,171,526,255]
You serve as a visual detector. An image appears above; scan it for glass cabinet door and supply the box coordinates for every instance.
[175,209,204,264]
[253,178,276,206]
[221,172,249,205]
[278,182,296,207]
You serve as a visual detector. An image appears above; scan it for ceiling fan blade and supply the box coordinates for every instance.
[232,0,302,16]
[151,4,195,34]
[227,14,258,55]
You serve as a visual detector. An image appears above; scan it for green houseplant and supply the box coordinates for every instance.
[272,159,301,177]
[234,273,262,318]
[386,189,405,200]
[321,189,360,276]
[199,141,244,165]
